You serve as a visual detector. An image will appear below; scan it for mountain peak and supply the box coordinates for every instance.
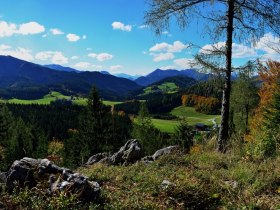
[135,68,209,86]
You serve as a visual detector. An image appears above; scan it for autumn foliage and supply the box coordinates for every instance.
[181,94,220,114]
[246,61,280,156]
[249,61,280,133]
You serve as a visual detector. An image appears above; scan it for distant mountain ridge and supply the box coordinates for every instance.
[135,69,210,86]
[0,56,141,100]
[44,64,80,73]
[114,73,141,80]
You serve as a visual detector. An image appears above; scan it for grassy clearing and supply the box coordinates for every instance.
[171,106,221,125]
[7,91,70,105]
[1,91,122,106]
[152,106,221,133]
[152,119,180,133]
[103,101,123,106]
[142,82,178,95]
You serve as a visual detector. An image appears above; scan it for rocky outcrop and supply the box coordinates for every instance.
[5,157,100,202]
[86,153,109,165]
[86,139,143,166]
[142,146,179,163]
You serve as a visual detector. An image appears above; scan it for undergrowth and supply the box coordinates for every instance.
[1,141,280,209]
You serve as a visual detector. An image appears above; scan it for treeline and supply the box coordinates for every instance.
[181,94,220,114]
[7,101,82,141]
[0,104,48,170]
[0,88,134,170]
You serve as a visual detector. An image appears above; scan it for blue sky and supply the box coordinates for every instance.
[0,0,279,75]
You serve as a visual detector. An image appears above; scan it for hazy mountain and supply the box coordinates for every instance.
[135,69,210,86]
[114,73,141,80]
[0,56,141,100]
[44,64,80,73]
[100,71,111,75]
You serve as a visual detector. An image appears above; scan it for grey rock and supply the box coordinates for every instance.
[224,180,238,189]
[87,139,143,166]
[5,157,100,202]
[160,179,176,190]
[109,139,143,165]
[141,146,179,163]
[141,156,154,164]
[0,172,7,183]
[152,146,178,160]
[86,153,109,165]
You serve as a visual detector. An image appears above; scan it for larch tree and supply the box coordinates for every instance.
[144,0,280,152]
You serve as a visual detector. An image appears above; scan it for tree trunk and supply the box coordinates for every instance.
[217,0,235,152]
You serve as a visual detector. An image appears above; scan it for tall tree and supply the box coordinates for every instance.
[248,61,280,157]
[230,62,259,135]
[79,87,111,162]
[132,102,164,155]
[144,0,280,152]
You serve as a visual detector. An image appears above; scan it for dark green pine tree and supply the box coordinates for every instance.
[63,129,81,169]
[0,104,14,148]
[0,104,15,169]
[7,118,33,162]
[132,102,163,155]
[30,124,48,159]
[79,87,111,163]
[172,119,193,153]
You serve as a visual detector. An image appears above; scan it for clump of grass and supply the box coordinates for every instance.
[78,144,280,209]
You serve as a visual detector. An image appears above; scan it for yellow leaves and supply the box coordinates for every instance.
[190,145,202,154]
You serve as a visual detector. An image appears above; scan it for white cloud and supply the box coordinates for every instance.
[71,56,79,60]
[0,20,45,37]
[50,28,64,35]
[139,25,148,29]
[200,42,257,58]
[35,51,53,60]
[66,33,80,42]
[74,62,91,69]
[255,33,280,60]
[110,65,123,71]
[88,52,113,61]
[150,42,169,52]
[200,42,225,54]
[160,65,177,70]
[18,21,45,35]
[162,31,172,37]
[0,21,17,37]
[173,58,196,69]
[0,44,11,51]
[0,45,34,61]
[149,41,188,53]
[35,51,68,64]
[82,35,87,39]
[112,21,132,32]
[232,43,257,58]
[51,52,68,64]
[151,52,174,62]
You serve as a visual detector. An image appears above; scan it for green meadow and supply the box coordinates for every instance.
[0,91,122,106]
[152,106,221,133]
[142,82,178,95]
